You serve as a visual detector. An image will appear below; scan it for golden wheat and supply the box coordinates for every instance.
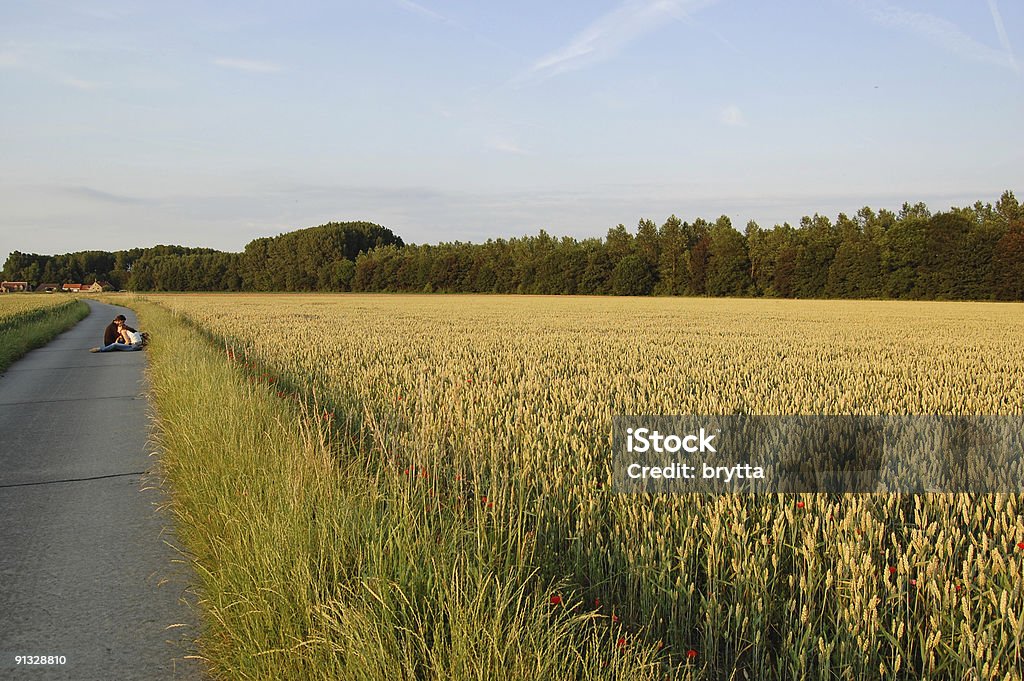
[0,293,76,321]
[147,293,1024,678]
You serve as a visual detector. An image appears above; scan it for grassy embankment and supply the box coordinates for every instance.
[134,297,663,681]
[0,297,89,373]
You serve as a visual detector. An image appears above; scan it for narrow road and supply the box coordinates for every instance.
[0,300,202,680]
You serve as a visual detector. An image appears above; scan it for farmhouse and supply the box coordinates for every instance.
[35,283,61,293]
[58,282,113,293]
[0,281,30,293]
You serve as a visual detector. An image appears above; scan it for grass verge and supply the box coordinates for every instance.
[135,298,669,680]
[0,299,89,374]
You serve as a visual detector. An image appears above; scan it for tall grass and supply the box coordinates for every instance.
[139,300,667,680]
[0,296,89,373]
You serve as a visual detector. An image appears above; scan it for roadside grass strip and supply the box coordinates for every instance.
[0,297,89,373]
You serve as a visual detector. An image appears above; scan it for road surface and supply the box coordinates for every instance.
[0,299,202,680]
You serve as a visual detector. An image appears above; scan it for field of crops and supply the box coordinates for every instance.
[0,292,78,324]
[0,293,89,372]
[147,293,1024,679]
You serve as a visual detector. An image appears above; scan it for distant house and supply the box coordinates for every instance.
[62,283,85,292]
[1,281,30,293]
[89,281,112,292]
[35,283,60,293]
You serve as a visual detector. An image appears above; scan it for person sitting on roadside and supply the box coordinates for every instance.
[103,314,127,346]
[91,318,144,353]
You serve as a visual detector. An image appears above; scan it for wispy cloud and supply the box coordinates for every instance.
[212,57,283,74]
[70,5,137,22]
[486,137,530,155]
[719,104,745,127]
[394,0,450,24]
[851,0,1018,71]
[0,49,106,90]
[986,0,1018,71]
[60,186,156,206]
[393,0,522,60]
[62,77,104,91]
[520,0,717,83]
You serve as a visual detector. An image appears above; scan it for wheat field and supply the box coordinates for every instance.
[0,292,78,321]
[0,294,88,372]
[143,293,1024,680]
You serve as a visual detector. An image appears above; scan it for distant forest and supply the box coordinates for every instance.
[4,192,1023,300]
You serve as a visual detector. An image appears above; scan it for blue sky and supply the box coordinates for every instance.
[1,0,1021,261]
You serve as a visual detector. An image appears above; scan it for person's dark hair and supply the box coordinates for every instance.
[115,315,126,322]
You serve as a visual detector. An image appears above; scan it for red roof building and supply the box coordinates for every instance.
[1,281,30,293]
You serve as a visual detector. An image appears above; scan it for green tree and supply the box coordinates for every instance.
[580,243,613,295]
[993,221,1024,300]
[706,216,751,296]
[634,218,661,271]
[793,214,838,298]
[826,233,881,298]
[605,224,633,262]
[655,215,689,295]
[610,254,655,296]
[882,212,927,299]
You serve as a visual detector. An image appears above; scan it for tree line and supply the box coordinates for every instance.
[2,222,402,293]
[3,193,1022,300]
[352,191,1024,300]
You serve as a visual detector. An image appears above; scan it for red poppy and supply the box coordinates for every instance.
[615,637,627,649]
[549,595,562,605]
[888,566,897,574]
[594,598,601,608]
[611,614,619,623]
[686,649,698,660]
[796,501,805,509]
[1017,541,1024,550]
[910,579,918,587]
[955,584,963,592]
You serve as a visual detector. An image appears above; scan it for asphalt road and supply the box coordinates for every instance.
[0,300,202,680]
